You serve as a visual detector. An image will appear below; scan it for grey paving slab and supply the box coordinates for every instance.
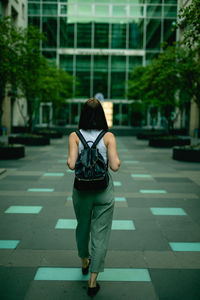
[18,229,76,250]
[0,136,200,300]
[0,266,37,300]
[24,281,158,300]
[149,268,200,300]
[144,251,181,269]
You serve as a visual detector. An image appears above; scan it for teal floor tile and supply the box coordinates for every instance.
[34,267,151,282]
[169,242,200,252]
[118,149,128,152]
[28,188,54,192]
[112,220,135,230]
[114,181,122,186]
[55,219,135,230]
[5,206,43,214]
[140,189,167,194]
[66,169,74,173]
[56,219,77,229]
[150,208,187,216]
[124,160,139,164]
[131,174,152,178]
[43,173,64,177]
[57,160,66,163]
[0,240,20,249]
[115,197,126,202]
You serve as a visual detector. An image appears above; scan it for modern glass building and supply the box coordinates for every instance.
[28,0,178,126]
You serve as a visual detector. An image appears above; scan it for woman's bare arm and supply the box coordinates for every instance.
[104,132,120,172]
[67,132,79,170]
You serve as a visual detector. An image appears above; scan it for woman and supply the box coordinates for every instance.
[67,98,120,297]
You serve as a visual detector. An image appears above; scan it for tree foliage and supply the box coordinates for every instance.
[128,0,200,130]
[0,18,73,131]
[178,0,200,51]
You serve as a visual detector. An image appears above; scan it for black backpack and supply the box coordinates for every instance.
[74,130,109,191]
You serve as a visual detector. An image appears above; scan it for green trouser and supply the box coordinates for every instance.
[72,174,114,273]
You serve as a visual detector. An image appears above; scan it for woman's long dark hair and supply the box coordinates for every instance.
[78,98,108,131]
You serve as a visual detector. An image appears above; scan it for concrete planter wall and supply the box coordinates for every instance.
[9,135,50,146]
[0,144,25,159]
[34,130,63,139]
[173,147,200,162]
[149,137,191,148]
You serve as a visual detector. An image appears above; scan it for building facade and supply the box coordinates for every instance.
[1,0,28,134]
[28,0,178,127]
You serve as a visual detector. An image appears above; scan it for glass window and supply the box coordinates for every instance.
[71,103,79,124]
[42,51,57,62]
[129,5,144,17]
[42,17,57,48]
[111,56,126,99]
[59,54,74,75]
[121,104,128,125]
[43,4,57,16]
[94,22,109,49]
[111,24,127,49]
[147,5,162,17]
[77,22,92,48]
[146,0,162,3]
[60,18,75,48]
[28,16,40,30]
[68,4,76,15]
[163,19,176,45]
[28,3,40,15]
[145,52,159,64]
[164,5,177,18]
[93,56,108,99]
[94,5,109,17]
[112,5,127,17]
[113,104,120,125]
[77,4,92,16]
[128,56,143,72]
[146,19,161,50]
[129,19,144,49]
[60,4,67,15]
[76,55,91,98]
[164,0,177,4]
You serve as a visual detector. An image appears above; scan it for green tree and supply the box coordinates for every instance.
[39,61,73,126]
[177,0,200,131]
[128,46,181,131]
[0,18,24,126]
[178,0,200,51]
[0,18,73,132]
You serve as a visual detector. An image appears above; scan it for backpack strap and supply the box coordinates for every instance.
[75,130,89,149]
[92,130,107,149]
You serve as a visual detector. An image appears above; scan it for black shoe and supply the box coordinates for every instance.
[82,259,91,275]
[87,283,100,297]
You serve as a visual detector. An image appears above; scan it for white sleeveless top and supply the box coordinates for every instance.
[78,129,108,164]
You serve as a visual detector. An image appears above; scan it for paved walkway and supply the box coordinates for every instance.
[0,136,200,300]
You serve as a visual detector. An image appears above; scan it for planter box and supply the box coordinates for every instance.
[0,144,25,159]
[137,130,166,140]
[173,147,200,162]
[34,130,63,139]
[8,135,50,146]
[149,137,190,148]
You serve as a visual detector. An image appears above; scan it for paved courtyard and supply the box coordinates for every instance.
[0,135,200,300]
